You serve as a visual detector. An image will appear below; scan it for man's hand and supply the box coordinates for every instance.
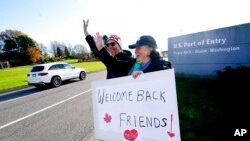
[94,32,104,51]
[83,19,89,36]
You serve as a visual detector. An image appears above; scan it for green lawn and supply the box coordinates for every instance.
[0,61,106,92]
[0,65,32,91]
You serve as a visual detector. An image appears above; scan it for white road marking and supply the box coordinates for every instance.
[0,89,92,130]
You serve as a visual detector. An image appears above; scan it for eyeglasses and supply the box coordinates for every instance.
[106,42,116,47]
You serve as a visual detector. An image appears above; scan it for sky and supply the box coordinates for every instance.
[0,0,249,52]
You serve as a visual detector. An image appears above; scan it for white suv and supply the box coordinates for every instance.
[27,62,86,88]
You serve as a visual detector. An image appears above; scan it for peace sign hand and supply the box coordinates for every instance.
[83,19,89,36]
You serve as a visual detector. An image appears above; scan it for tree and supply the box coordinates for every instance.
[16,35,39,65]
[64,47,70,58]
[72,44,89,60]
[56,47,62,58]
[0,40,3,53]
[50,41,60,57]
[66,43,72,56]
[3,39,17,52]
[0,39,18,61]
[50,41,73,58]
[27,48,41,63]
[58,43,67,58]
[39,43,48,55]
[0,29,40,65]
[0,30,25,53]
[0,29,24,43]
[16,35,39,55]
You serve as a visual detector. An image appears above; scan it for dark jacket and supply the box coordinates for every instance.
[143,58,171,73]
[97,47,135,77]
[85,35,134,79]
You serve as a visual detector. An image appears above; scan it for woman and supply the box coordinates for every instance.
[128,35,171,78]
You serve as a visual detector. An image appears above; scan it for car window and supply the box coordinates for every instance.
[64,64,72,69]
[31,66,44,72]
[49,65,57,70]
[56,64,65,69]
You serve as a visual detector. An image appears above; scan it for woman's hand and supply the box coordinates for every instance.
[83,19,89,36]
[132,71,144,79]
[94,32,104,51]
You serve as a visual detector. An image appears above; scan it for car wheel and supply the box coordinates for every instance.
[79,71,86,80]
[51,76,62,87]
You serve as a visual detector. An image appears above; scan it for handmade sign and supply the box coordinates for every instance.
[91,69,181,141]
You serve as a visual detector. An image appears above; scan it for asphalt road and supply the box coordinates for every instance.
[0,71,106,141]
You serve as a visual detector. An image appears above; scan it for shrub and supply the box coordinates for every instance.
[216,65,250,131]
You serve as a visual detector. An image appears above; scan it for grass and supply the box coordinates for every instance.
[55,59,106,73]
[0,60,106,92]
[73,62,106,73]
[62,59,79,64]
[0,65,32,92]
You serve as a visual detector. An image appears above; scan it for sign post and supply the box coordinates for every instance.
[91,69,181,141]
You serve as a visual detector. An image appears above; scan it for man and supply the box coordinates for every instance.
[83,19,134,79]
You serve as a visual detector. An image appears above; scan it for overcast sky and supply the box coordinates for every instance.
[0,0,249,52]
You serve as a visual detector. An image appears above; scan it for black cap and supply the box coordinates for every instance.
[129,35,157,49]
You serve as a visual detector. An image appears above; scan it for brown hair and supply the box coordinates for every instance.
[150,49,161,60]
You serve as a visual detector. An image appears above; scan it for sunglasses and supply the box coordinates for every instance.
[106,42,116,47]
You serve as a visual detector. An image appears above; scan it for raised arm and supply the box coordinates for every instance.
[83,19,101,57]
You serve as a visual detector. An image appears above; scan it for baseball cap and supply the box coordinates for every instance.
[129,35,157,49]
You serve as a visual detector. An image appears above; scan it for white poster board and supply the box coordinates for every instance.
[91,69,181,141]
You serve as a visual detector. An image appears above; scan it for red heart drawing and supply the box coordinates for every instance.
[104,113,112,124]
[124,129,138,141]
[167,131,175,138]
